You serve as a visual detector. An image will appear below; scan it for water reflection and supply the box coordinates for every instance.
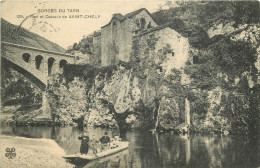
[1,125,260,168]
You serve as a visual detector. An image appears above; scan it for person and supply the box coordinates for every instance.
[110,136,121,149]
[100,132,110,151]
[78,131,89,155]
[89,135,98,154]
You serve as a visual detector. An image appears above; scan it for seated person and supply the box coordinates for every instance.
[89,135,99,154]
[110,140,118,149]
[113,136,121,142]
[110,136,121,148]
[100,132,110,151]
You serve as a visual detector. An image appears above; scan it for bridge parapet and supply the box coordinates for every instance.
[1,41,76,60]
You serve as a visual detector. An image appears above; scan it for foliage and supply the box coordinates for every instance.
[1,60,14,89]
[232,1,260,28]
[134,99,155,130]
[178,10,259,133]
[185,38,257,91]
[67,33,95,54]
[209,38,257,78]
[63,63,116,83]
[188,91,209,116]
[152,1,259,49]
[154,1,259,29]
[185,63,219,90]
[63,64,96,83]
[220,92,251,133]
[248,84,260,135]
[1,64,41,105]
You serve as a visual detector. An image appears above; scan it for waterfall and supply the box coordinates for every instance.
[185,98,190,125]
[154,103,160,129]
[42,91,51,118]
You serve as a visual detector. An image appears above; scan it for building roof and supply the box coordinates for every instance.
[133,23,171,37]
[101,8,156,28]
[124,8,146,19]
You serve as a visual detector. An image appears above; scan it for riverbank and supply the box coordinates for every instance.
[0,135,73,168]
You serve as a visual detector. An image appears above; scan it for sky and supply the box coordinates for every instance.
[1,1,166,49]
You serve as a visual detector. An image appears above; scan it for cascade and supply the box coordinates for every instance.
[185,98,190,125]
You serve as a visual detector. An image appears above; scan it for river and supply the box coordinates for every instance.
[1,125,260,168]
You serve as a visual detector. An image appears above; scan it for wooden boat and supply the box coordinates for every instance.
[63,141,129,161]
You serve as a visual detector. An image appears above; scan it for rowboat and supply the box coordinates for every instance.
[63,141,129,161]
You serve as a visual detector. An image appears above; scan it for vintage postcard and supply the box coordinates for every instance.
[1,0,259,168]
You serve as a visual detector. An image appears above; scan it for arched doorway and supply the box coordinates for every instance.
[48,57,55,76]
[22,53,30,63]
[35,55,44,72]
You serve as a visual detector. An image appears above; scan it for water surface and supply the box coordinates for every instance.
[1,125,260,168]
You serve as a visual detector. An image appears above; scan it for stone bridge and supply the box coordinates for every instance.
[1,41,80,119]
[1,41,77,90]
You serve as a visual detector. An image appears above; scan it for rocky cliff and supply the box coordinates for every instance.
[46,27,191,132]
[46,22,259,135]
[185,24,259,134]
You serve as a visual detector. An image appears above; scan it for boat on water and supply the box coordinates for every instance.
[63,141,129,161]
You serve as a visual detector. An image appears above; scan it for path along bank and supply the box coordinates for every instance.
[0,135,73,168]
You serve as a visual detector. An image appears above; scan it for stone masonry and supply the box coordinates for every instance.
[92,8,190,68]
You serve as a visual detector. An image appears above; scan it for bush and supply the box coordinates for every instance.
[209,38,257,77]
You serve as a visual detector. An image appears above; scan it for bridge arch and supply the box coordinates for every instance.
[22,53,30,63]
[59,59,68,69]
[48,57,55,76]
[35,55,44,72]
[2,58,46,91]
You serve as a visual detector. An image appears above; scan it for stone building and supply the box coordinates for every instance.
[92,31,101,66]
[133,24,190,73]
[92,8,189,69]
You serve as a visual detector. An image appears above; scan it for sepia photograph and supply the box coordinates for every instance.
[0,0,259,167]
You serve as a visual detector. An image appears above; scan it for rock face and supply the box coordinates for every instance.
[188,24,260,134]
[47,74,88,126]
[209,23,260,82]
[47,27,191,131]
[46,23,259,134]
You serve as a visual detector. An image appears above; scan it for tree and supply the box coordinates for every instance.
[72,43,79,50]
[209,38,257,78]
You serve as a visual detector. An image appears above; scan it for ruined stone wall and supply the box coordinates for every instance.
[116,10,158,64]
[154,27,190,72]
[134,27,190,73]
[101,19,132,66]
[116,19,134,63]
[111,19,120,65]
[92,34,101,66]
[101,24,113,66]
[101,10,158,67]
